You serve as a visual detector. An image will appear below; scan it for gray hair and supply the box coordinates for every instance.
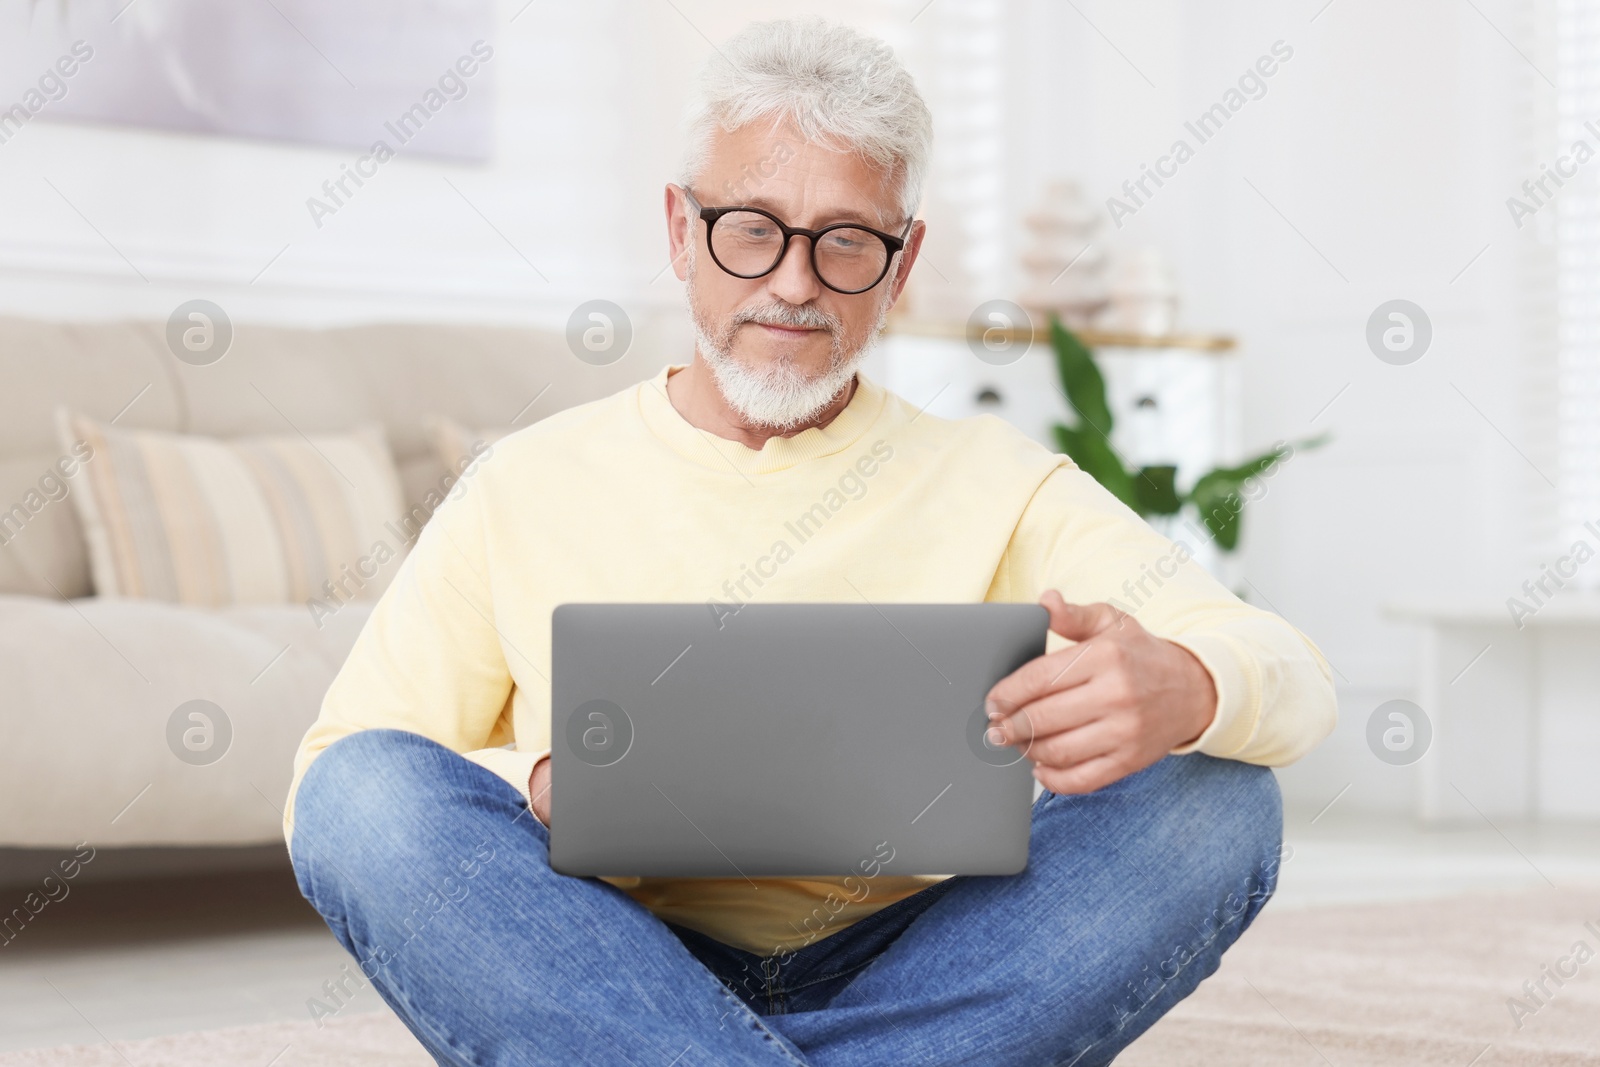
[678,17,932,224]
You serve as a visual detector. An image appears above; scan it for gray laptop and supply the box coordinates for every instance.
[549,603,1047,878]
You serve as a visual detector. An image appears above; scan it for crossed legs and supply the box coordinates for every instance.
[290,729,1280,1066]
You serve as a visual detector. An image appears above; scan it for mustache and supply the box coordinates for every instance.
[730,301,841,332]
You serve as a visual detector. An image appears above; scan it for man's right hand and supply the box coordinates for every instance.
[529,755,551,828]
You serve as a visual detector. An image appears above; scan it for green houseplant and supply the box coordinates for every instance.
[1047,314,1327,553]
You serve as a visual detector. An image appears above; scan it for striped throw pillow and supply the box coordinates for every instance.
[56,409,406,607]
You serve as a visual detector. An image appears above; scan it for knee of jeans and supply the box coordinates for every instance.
[1132,755,1283,908]
[291,729,450,875]
[1185,755,1284,908]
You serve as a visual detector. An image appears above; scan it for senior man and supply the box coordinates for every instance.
[286,16,1336,1067]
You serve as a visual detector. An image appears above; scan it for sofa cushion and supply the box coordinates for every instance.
[56,411,406,607]
[0,594,371,847]
[0,453,94,599]
[170,320,663,470]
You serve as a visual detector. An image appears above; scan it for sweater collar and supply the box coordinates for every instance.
[636,363,887,476]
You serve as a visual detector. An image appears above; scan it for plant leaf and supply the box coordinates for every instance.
[1183,433,1331,552]
[1132,464,1181,515]
[1055,425,1138,510]
[1191,483,1244,551]
[1189,451,1282,504]
[1048,314,1143,509]
[1049,314,1115,440]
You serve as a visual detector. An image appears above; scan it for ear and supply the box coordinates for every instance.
[884,218,925,309]
[664,183,694,283]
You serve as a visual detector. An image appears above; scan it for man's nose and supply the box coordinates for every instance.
[764,235,824,305]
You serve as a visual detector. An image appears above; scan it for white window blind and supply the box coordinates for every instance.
[876,0,1009,307]
[1558,0,1600,564]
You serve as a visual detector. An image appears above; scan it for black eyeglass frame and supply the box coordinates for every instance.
[683,187,913,295]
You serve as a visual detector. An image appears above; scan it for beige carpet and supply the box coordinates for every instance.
[1119,885,1600,1066]
[0,1012,432,1067]
[3,887,1595,1066]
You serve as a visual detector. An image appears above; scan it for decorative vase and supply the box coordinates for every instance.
[1097,247,1180,336]
[1018,179,1108,329]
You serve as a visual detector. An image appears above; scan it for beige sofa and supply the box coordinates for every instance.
[0,314,680,849]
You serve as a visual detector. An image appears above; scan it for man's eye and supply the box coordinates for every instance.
[822,231,868,252]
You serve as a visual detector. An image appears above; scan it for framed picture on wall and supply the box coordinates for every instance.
[2,0,495,160]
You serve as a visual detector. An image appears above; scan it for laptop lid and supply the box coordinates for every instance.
[550,602,1047,878]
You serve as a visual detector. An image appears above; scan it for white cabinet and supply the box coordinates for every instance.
[1385,596,1600,822]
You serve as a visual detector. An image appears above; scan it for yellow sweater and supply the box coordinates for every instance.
[284,364,1336,956]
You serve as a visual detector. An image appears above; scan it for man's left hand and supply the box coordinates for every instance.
[984,590,1218,795]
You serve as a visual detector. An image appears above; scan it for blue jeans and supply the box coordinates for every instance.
[291,730,1282,1066]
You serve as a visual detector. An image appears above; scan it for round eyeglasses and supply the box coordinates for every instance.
[684,188,912,295]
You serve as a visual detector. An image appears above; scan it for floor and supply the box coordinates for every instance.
[2,807,1598,1054]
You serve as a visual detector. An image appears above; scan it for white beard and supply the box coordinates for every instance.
[685,245,892,432]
